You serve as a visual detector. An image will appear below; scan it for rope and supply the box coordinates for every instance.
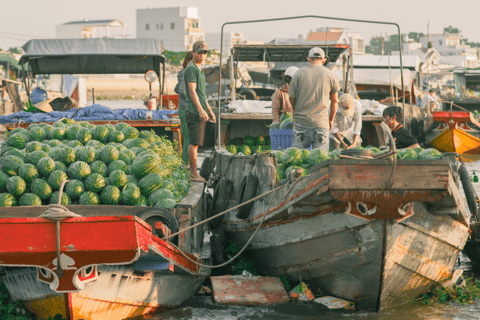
[38,180,81,279]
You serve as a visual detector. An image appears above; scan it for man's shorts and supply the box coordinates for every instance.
[292,122,329,152]
[186,111,206,146]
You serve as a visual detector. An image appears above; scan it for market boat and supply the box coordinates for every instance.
[426,110,480,161]
[215,150,470,311]
[0,181,210,320]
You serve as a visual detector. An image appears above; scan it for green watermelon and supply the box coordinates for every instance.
[126,175,139,185]
[107,160,127,175]
[109,170,128,188]
[118,152,132,165]
[155,198,176,209]
[114,144,127,153]
[238,145,251,156]
[85,140,104,150]
[49,191,72,205]
[307,148,331,166]
[6,134,27,149]
[269,122,280,129]
[92,125,109,143]
[78,146,96,163]
[67,140,83,148]
[136,194,148,206]
[255,136,266,146]
[41,144,51,153]
[65,125,81,141]
[53,121,65,128]
[0,171,9,192]
[90,161,108,177]
[226,145,237,154]
[160,179,176,192]
[57,146,76,165]
[47,139,62,147]
[6,176,26,196]
[18,164,39,184]
[115,123,130,131]
[104,176,111,187]
[121,127,139,140]
[131,154,160,179]
[76,128,92,144]
[55,161,68,173]
[65,180,85,200]
[78,121,91,128]
[0,193,17,207]
[282,147,302,166]
[68,161,91,181]
[280,118,293,129]
[108,130,125,143]
[121,183,141,205]
[10,127,28,135]
[85,173,105,193]
[138,173,163,196]
[251,145,264,154]
[105,124,116,132]
[244,136,255,147]
[42,126,54,137]
[31,179,53,200]
[1,147,16,156]
[18,193,42,206]
[129,138,150,149]
[47,170,69,191]
[139,130,156,143]
[37,157,55,177]
[1,155,24,176]
[48,127,66,140]
[98,145,119,165]
[26,150,49,166]
[25,141,43,153]
[148,188,174,205]
[4,149,26,162]
[100,185,121,205]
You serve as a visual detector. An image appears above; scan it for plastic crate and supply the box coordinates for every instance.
[269,121,312,150]
[162,94,179,110]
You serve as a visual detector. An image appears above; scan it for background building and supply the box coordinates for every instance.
[307,27,365,54]
[56,19,127,39]
[136,7,204,51]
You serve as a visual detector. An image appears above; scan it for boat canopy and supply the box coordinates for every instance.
[19,38,166,75]
[231,44,349,63]
[334,68,414,91]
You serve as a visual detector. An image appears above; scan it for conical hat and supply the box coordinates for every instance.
[34,100,53,113]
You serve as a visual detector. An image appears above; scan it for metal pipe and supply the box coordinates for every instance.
[216,15,406,148]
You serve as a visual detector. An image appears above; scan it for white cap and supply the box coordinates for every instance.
[284,66,298,77]
[339,94,355,117]
[308,47,325,58]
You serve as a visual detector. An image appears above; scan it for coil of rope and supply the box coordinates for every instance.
[38,180,81,278]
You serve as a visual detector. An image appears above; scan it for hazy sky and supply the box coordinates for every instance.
[1,0,477,51]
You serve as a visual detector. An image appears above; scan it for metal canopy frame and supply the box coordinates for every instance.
[216,15,406,147]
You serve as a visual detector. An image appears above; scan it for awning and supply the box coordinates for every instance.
[334,68,413,91]
[19,38,166,75]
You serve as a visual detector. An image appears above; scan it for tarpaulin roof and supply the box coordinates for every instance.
[19,38,165,75]
[232,44,349,63]
[351,55,420,71]
[334,68,414,91]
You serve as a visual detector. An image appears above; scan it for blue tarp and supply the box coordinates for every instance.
[0,105,177,124]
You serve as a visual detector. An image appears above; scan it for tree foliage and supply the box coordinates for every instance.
[443,26,461,34]
[7,47,20,54]
[408,32,424,43]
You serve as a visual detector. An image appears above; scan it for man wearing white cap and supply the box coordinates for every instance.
[330,93,362,150]
[288,47,340,151]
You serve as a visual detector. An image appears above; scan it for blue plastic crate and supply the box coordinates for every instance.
[269,121,312,150]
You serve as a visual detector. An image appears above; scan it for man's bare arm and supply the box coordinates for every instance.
[329,92,339,131]
[188,82,209,121]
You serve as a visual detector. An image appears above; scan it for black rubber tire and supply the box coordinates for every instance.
[209,177,233,228]
[238,88,257,100]
[138,208,179,243]
[211,227,227,265]
[459,164,479,218]
[235,175,248,207]
[236,172,259,219]
[200,155,215,181]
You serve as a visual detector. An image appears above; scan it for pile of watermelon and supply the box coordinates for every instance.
[269,112,293,130]
[271,146,443,183]
[0,119,190,208]
[225,135,271,156]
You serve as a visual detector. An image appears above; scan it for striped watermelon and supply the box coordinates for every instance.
[0,193,17,207]
[6,134,27,149]
[131,154,159,179]
[79,191,100,205]
[129,138,150,149]
[121,127,139,140]
[68,161,91,181]
[65,179,85,200]
[36,157,56,177]
[18,164,39,184]
[47,139,62,147]
[90,161,108,177]
[109,170,128,188]
[115,123,130,131]
[0,171,9,192]
[121,183,141,205]
[54,161,68,173]
[30,179,53,200]
[138,173,163,196]
[47,170,69,191]
[67,140,83,148]
[92,125,109,143]
[65,125,81,141]
[6,176,26,196]
[48,127,66,140]
[108,130,124,143]
[3,149,26,162]
[98,145,119,165]
[26,150,49,166]
[76,128,92,144]
[25,141,43,153]
[1,155,24,176]
[18,193,42,206]
[107,160,127,175]
[58,146,76,165]
[79,146,96,163]
[85,173,105,193]
[49,191,72,205]
[101,185,121,205]
[28,126,46,142]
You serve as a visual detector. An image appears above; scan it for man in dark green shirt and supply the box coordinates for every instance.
[184,41,216,183]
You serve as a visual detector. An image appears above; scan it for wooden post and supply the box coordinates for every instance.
[229,57,235,101]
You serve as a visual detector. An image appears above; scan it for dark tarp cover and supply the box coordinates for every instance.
[19,38,165,75]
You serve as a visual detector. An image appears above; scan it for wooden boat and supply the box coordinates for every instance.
[0,181,210,320]
[427,111,480,161]
[216,150,470,311]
